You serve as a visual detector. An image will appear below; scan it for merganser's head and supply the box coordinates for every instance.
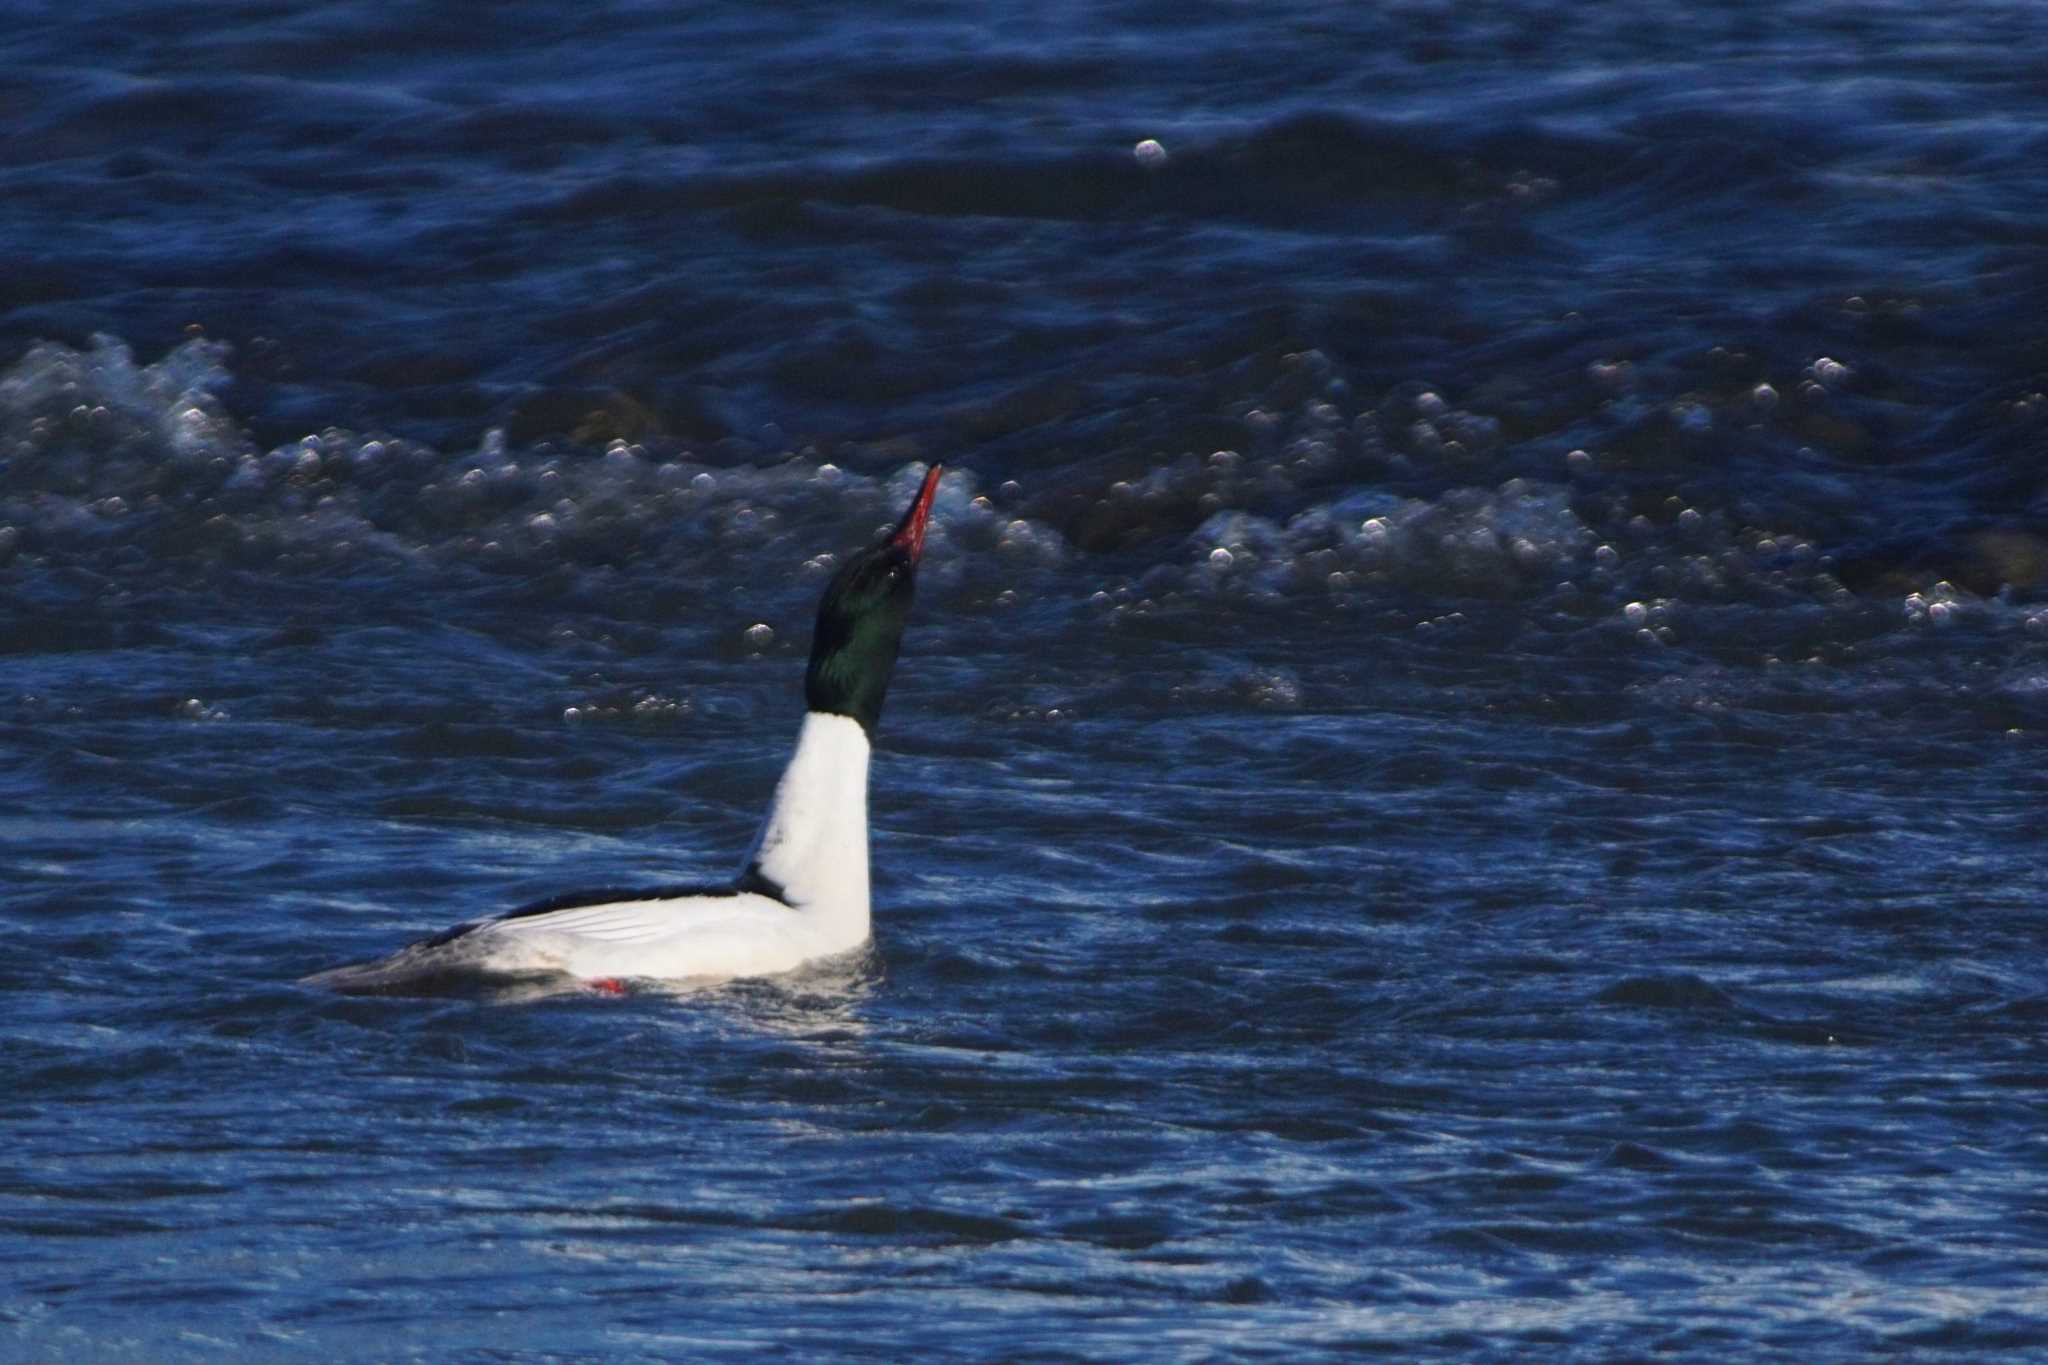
[805,464,942,734]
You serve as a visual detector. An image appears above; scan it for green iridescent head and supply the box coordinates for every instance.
[804,465,942,734]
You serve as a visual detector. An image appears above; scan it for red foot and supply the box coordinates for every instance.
[588,977,628,996]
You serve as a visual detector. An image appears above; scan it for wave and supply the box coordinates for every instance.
[8,333,2048,680]
[517,111,1622,231]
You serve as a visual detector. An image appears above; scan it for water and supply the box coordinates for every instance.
[5,1,2048,1357]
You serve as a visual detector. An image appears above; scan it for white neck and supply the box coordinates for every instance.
[741,711,872,932]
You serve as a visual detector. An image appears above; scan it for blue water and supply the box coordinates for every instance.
[6,1,2048,1357]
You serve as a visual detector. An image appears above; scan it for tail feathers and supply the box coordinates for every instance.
[299,931,558,996]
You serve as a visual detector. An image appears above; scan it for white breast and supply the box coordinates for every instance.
[741,711,873,931]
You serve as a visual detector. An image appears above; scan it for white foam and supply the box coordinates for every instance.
[1185,480,1594,597]
[0,338,1072,591]
[0,333,243,466]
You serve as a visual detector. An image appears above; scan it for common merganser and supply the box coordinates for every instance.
[303,463,943,995]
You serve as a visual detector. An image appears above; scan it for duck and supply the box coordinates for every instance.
[302,463,943,995]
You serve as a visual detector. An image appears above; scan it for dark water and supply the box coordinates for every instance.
[6,1,2048,1357]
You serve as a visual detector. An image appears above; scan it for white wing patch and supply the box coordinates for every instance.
[308,887,857,989]
[488,896,728,944]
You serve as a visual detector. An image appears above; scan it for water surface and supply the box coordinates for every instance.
[4,2,2048,1358]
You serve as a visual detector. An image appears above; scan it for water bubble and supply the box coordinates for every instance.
[1133,138,1168,169]
[1244,670,1301,709]
[1208,547,1234,568]
[1624,601,1648,625]
[1415,391,1447,417]
[1750,382,1779,411]
[1565,448,1594,475]
[691,472,716,492]
[743,623,774,650]
[1812,357,1852,386]
[1595,543,1619,567]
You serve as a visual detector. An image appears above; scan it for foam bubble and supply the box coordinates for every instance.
[0,337,1084,590]
[1,334,242,469]
[1174,480,1593,601]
